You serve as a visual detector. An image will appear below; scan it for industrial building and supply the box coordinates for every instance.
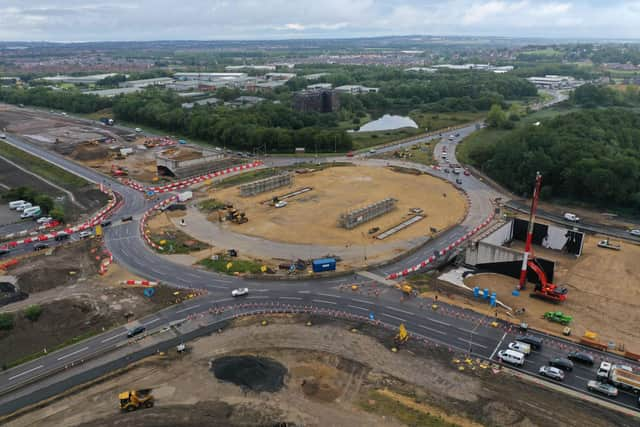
[181,97,220,109]
[307,83,332,90]
[225,65,277,71]
[40,73,121,84]
[334,85,379,95]
[526,75,580,89]
[120,77,174,88]
[433,64,514,73]
[174,72,247,81]
[84,87,142,97]
[304,72,330,80]
[293,89,340,113]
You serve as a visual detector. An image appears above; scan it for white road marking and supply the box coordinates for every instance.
[575,375,590,382]
[254,289,269,292]
[419,324,446,335]
[101,333,124,343]
[386,306,413,315]
[214,298,233,303]
[381,313,406,322]
[176,304,201,313]
[297,290,310,294]
[279,296,302,300]
[425,317,451,327]
[317,293,337,298]
[490,332,508,360]
[312,299,337,305]
[9,365,44,381]
[57,346,89,361]
[350,298,374,305]
[143,318,159,326]
[247,296,268,299]
[457,338,488,349]
[348,305,368,311]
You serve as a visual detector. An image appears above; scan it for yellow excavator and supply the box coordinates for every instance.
[119,389,154,412]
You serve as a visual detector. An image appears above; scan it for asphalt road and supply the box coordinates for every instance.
[0,114,639,416]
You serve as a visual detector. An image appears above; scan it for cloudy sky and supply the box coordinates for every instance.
[0,0,638,41]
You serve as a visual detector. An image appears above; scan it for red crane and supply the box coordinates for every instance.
[518,172,568,302]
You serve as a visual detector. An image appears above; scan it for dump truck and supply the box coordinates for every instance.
[119,389,154,412]
[597,362,640,393]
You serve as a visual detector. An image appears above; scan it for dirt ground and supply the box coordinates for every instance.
[0,240,193,367]
[209,165,467,247]
[5,318,633,427]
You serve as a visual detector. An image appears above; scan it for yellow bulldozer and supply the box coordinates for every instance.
[395,282,413,296]
[226,207,248,224]
[119,389,154,412]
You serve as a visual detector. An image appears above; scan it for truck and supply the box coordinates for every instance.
[312,258,336,273]
[119,389,154,412]
[597,361,640,393]
[178,191,193,202]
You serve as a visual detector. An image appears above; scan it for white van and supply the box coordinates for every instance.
[563,212,580,222]
[21,206,41,219]
[16,202,32,212]
[9,200,26,209]
[508,341,531,355]
[498,349,525,366]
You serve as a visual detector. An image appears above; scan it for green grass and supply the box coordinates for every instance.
[0,141,88,189]
[410,111,485,131]
[375,140,436,166]
[216,168,279,189]
[350,127,423,150]
[199,256,263,274]
[150,228,209,255]
[358,390,461,427]
[520,48,562,57]
[4,330,99,369]
[198,198,227,212]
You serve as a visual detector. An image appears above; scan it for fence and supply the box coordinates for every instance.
[239,173,292,197]
[338,198,396,229]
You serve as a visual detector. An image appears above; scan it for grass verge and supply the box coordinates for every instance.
[0,141,87,189]
[4,330,99,369]
[151,228,209,255]
[199,256,263,275]
[216,168,279,189]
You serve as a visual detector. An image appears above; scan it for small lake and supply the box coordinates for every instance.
[357,114,419,132]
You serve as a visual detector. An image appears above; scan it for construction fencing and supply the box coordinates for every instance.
[338,198,397,229]
[240,173,292,197]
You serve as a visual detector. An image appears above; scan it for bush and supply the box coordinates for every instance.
[24,304,43,322]
[0,313,14,331]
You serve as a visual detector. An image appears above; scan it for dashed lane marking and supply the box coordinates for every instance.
[381,313,406,322]
[9,365,44,381]
[419,324,446,335]
[57,346,89,361]
[312,299,337,305]
[176,304,201,314]
[348,305,368,311]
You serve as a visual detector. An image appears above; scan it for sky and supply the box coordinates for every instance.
[0,0,639,42]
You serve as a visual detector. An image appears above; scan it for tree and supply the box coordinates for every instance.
[24,305,43,322]
[487,104,507,128]
[0,313,14,331]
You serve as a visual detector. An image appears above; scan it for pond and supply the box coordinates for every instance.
[357,114,419,132]
[211,355,287,392]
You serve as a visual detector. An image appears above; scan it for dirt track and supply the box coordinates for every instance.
[6,318,634,427]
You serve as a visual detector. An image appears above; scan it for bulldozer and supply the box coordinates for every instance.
[119,389,154,412]
[226,207,248,224]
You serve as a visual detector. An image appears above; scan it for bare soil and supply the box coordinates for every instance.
[210,165,467,247]
[6,319,634,427]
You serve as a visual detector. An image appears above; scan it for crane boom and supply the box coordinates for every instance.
[519,172,542,290]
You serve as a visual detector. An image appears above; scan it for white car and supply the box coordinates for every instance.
[274,201,287,208]
[78,230,93,239]
[539,366,565,381]
[629,229,640,237]
[135,127,143,133]
[16,203,32,212]
[36,216,53,224]
[231,288,249,297]
[0,133,6,139]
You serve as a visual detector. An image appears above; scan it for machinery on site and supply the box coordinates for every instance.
[395,323,409,344]
[597,238,621,251]
[219,206,248,224]
[543,311,573,325]
[119,389,154,412]
[518,172,568,302]
[110,164,128,177]
[395,282,414,296]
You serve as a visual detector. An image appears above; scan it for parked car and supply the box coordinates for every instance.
[629,229,640,237]
[101,220,112,227]
[463,169,471,176]
[231,288,249,297]
[9,200,26,209]
[369,149,377,154]
[587,380,618,397]
[455,178,463,185]
[567,351,594,366]
[33,243,49,251]
[549,357,574,371]
[539,366,565,381]
[79,230,93,239]
[127,325,146,338]
[135,127,143,133]
[36,216,53,224]
[515,335,543,350]
[16,202,32,212]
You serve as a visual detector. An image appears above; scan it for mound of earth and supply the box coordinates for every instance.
[70,143,110,161]
[211,355,287,392]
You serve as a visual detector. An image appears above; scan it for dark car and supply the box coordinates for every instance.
[515,335,543,350]
[54,233,70,242]
[549,357,574,372]
[101,220,112,227]
[0,247,10,257]
[567,351,594,366]
[34,243,49,251]
[127,325,146,338]
[121,216,133,223]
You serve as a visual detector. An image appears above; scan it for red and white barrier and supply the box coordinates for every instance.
[139,194,179,251]
[2,187,120,249]
[123,161,264,194]
[387,212,496,280]
[99,250,113,275]
[121,279,159,287]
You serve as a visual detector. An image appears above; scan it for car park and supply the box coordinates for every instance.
[515,335,543,350]
[539,366,564,381]
[127,325,146,338]
[567,351,594,366]
[587,380,618,397]
[549,357,574,371]
[231,287,249,297]
[33,243,49,251]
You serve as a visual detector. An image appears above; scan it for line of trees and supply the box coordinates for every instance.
[466,109,640,213]
[0,86,112,114]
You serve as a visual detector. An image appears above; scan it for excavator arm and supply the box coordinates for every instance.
[527,260,567,302]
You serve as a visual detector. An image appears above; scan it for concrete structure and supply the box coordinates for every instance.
[239,173,292,197]
[120,77,174,88]
[265,72,296,81]
[231,96,265,106]
[307,83,332,90]
[40,73,120,84]
[225,65,276,71]
[526,75,580,89]
[156,148,227,178]
[174,72,247,81]
[84,87,142,97]
[293,89,340,113]
[254,81,287,91]
[335,85,379,95]
[433,64,514,73]
[338,198,397,229]
[181,97,220,109]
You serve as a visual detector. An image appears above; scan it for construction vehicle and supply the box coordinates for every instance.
[395,323,409,344]
[119,389,154,412]
[395,283,413,295]
[543,311,572,325]
[111,165,128,177]
[518,172,568,302]
[597,239,621,251]
[225,207,248,224]
[597,362,640,394]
